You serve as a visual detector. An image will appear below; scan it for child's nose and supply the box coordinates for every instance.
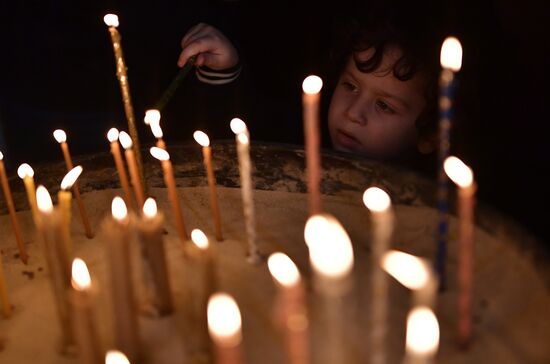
[346,99,368,126]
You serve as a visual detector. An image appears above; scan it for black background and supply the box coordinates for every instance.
[0,0,548,245]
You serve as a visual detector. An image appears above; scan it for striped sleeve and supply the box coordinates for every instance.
[195,62,242,85]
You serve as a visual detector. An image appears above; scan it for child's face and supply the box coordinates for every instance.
[328,46,427,159]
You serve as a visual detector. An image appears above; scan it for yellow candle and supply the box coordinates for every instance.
[108,128,134,210]
[150,147,188,243]
[70,258,102,364]
[304,213,354,364]
[53,130,94,239]
[194,131,223,241]
[58,165,84,263]
[444,156,476,347]
[104,14,146,196]
[207,293,244,364]
[405,307,440,364]
[17,163,39,226]
[230,118,260,263]
[136,198,173,316]
[0,254,11,317]
[267,253,308,364]
[119,131,146,208]
[363,187,394,364]
[302,76,323,216]
[0,151,28,264]
[102,197,140,362]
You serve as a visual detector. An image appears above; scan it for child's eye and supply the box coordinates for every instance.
[341,81,358,92]
[376,100,395,114]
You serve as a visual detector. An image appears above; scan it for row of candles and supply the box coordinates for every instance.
[0,12,473,364]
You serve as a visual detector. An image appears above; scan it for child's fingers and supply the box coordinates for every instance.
[177,36,212,67]
[180,22,209,49]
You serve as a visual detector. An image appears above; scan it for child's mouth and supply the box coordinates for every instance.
[336,129,361,150]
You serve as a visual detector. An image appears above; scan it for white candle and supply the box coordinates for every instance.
[405,307,440,364]
[230,118,260,263]
[302,75,323,216]
[363,187,394,364]
[444,156,476,347]
[207,293,244,364]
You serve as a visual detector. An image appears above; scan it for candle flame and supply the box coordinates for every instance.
[105,350,130,364]
[103,14,119,28]
[150,147,170,161]
[382,250,430,290]
[444,156,474,188]
[440,36,462,71]
[191,229,209,249]
[406,306,440,356]
[71,258,91,291]
[302,75,323,94]
[304,214,354,279]
[193,130,210,147]
[237,133,249,145]
[0,151,3,160]
[207,293,242,347]
[150,123,163,139]
[111,196,128,221]
[143,198,158,218]
[107,128,119,143]
[144,109,161,125]
[363,187,391,212]
[61,165,83,190]
[118,131,133,149]
[53,129,67,143]
[36,185,53,213]
[17,163,34,179]
[267,252,301,287]
[230,118,247,134]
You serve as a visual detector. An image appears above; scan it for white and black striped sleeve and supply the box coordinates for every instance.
[195,62,242,85]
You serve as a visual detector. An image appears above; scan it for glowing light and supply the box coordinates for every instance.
[191,229,209,250]
[17,163,34,179]
[444,156,474,188]
[111,196,128,221]
[230,118,247,135]
[237,133,249,145]
[71,258,91,291]
[53,129,67,143]
[142,198,157,218]
[406,307,440,356]
[150,123,163,139]
[193,130,210,147]
[103,14,119,28]
[304,214,354,279]
[381,250,430,290]
[36,185,53,213]
[150,147,170,161]
[107,128,119,142]
[440,37,462,72]
[118,131,133,149]
[302,75,323,94]
[144,109,161,125]
[61,165,83,190]
[267,253,301,287]
[363,187,391,212]
[207,293,242,347]
[0,151,3,160]
[105,350,130,364]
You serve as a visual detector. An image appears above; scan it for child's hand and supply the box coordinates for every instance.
[177,23,239,70]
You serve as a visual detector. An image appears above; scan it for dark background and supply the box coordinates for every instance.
[0,0,548,244]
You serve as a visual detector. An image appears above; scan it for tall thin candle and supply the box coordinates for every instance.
[58,165,84,271]
[207,293,244,364]
[0,254,11,317]
[405,307,440,364]
[119,131,146,209]
[17,163,39,226]
[107,128,134,210]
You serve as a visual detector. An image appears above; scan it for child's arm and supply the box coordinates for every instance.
[178,23,241,85]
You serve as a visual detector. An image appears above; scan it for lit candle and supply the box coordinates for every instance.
[190,229,217,299]
[150,147,188,242]
[102,197,140,362]
[230,118,260,263]
[207,293,244,364]
[136,198,173,316]
[267,253,308,364]
[144,109,166,150]
[70,258,102,364]
[103,14,146,196]
[36,185,74,352]
[302,75,323,216]
[444,156,476,347]
[53,129,94,239]
[105,350,131,364]
[304,213,354,364]
[193,130,223,241]
[0,151,28,264]
[17,163,39,226]
[405,307,440,364]
[119,131,146,209]
[0,253,11,317]
[363,187,394,364]
[107,128,134,210]
[58,165,84,262]
[435,37,463,289]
